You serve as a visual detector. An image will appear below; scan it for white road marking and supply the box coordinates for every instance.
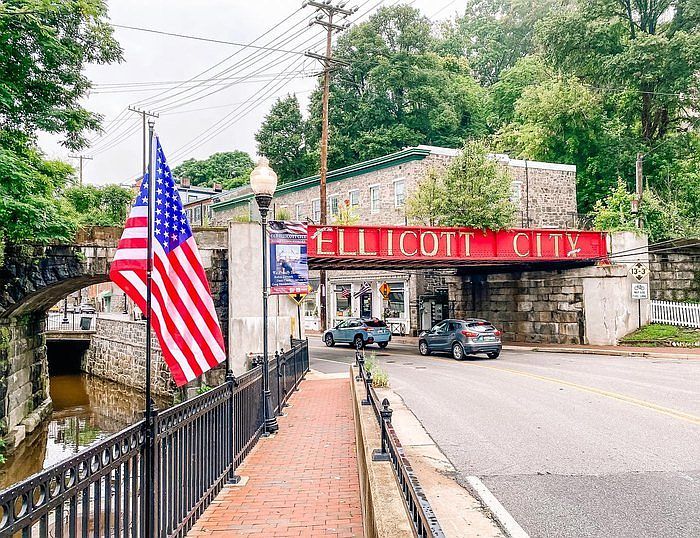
[466,475,529,538]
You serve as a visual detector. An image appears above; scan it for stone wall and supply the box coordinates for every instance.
[212,150,578,230]
[449,271,586,344]
[84,317,174,396]
[0,314,52,450]
[650,250,700,303]
[448,260,644,346]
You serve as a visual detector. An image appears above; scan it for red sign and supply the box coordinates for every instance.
[307,225,607,262]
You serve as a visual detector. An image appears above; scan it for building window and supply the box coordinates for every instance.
[334,285,352,318]
[511,180,523,204]
[349,189,360,208]
[385,282,405,318]
[311,199,321,223]
[394,179,405,208]
[369,185,380,214]
[295,202,304,221]
[194,206,202,225]
[328,195,340,217]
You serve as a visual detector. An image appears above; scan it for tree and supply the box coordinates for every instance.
[305,5,488,170]
[172,151,254,190]
[63,184,134,226]
[537,0,700,145]
[497,76,636,212]
[255,95,315,183]
[0,1,122,256]
[489,55,548,127]
[437,0,560,86]
[405,140,516,229]
[591,178,696,241]
[0,0,122,149]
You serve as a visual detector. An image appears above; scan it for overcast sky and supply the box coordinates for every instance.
[38,0,466,186]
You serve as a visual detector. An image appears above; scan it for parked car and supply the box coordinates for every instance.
[78,303,96,314]
[418,318,502,360]
[323,318,392,349]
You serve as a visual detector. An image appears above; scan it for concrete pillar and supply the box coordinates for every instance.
[227,222,302,374]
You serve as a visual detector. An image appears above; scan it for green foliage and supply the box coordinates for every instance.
[172,151,253,190]
[332,199,360,226]
[63,184,133,226]
[0,1,122,253]
[364,353,389,388]
[255,95,316,183]
[196,383,213,395]
[620,324,700,346]
[438,0,558,86]
[275,207,292,221]
[406,140,516,229]
[591,178,697,241]
[0,0,122,149]
[0,135,79,248]
[305,5,488,170]
[489,56,548,127]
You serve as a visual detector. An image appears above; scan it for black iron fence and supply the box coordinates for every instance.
[0,339,309,537]
[355,351,445,538]
[45,313,96,332]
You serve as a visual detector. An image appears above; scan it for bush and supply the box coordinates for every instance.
[364,353,389,388]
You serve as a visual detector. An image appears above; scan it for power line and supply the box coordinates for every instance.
[112,23,312,55]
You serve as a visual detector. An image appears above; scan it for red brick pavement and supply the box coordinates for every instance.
[187,377,364,537]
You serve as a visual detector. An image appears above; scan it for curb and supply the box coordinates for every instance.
[464,476,529,538]
[503,345,700,360]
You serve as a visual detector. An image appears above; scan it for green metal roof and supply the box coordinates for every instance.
[212,146,431,212]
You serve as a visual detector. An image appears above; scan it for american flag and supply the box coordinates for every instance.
[109,137,226,386]
[341,287,351,299]
[353,281,372,298]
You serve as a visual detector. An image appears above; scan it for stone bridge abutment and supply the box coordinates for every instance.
[0,227,228,452]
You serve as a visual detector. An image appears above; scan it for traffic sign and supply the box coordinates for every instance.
[631,282,649,300]
[379,282,391,300]
[629,262,649,282]
[288,284,313,306]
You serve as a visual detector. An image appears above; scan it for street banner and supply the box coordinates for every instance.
[269,221,308,295]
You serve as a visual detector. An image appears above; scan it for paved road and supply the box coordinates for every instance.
[308,338,700,538]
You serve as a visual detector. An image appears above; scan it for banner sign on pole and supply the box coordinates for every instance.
[269,221,308,295]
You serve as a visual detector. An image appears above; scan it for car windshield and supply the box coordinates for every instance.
[364,319,387,327]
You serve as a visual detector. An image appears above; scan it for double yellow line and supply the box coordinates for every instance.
[466,362,700,426]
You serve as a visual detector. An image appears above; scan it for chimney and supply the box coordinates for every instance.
[180,176,191,188]
[213,182,223,192]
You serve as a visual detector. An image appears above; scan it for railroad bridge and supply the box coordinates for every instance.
[0,226,228,450]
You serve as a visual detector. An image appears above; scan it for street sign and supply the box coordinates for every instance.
[379,282,391,300]
[288,284,313,306]
[629,262,649,282]
[631,282,649,300]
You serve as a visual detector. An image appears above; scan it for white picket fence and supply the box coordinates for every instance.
[650,300,700,329]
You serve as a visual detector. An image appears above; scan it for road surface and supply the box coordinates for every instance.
[308,338,700,538]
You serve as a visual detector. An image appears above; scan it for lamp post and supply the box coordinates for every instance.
[250,157,279,434]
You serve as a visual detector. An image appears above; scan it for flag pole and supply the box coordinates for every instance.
[145,120,156,537]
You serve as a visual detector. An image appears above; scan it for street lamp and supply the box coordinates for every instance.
[250,157,279,434]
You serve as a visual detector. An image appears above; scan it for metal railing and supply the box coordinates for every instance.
[45,313,96,332]
[355,351,445,538]
[0,339,309,537]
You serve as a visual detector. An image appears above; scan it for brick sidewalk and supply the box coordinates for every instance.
[188,376,363,537]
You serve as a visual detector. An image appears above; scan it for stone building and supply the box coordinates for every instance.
[211,146,580,336]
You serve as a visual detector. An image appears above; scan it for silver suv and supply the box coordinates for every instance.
[418,318,502,360]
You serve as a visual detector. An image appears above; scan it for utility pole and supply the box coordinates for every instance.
[68,155,93,186]
[304,0,356,331]
[633,152,644,229]
[128,106,160,178]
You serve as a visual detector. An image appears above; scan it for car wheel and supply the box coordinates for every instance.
[452,342,464,360]
[487,351,500,359]
[353,335,365,349]
[378,342,388,349]
[419,341,430,356]
[324,334,335,347]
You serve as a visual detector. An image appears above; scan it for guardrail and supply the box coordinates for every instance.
[0,338,309,537]
[45,313,96,331]
[651,300,700,329]
[355,350,445,538]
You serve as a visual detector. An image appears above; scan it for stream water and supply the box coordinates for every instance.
[0,374,169,490]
